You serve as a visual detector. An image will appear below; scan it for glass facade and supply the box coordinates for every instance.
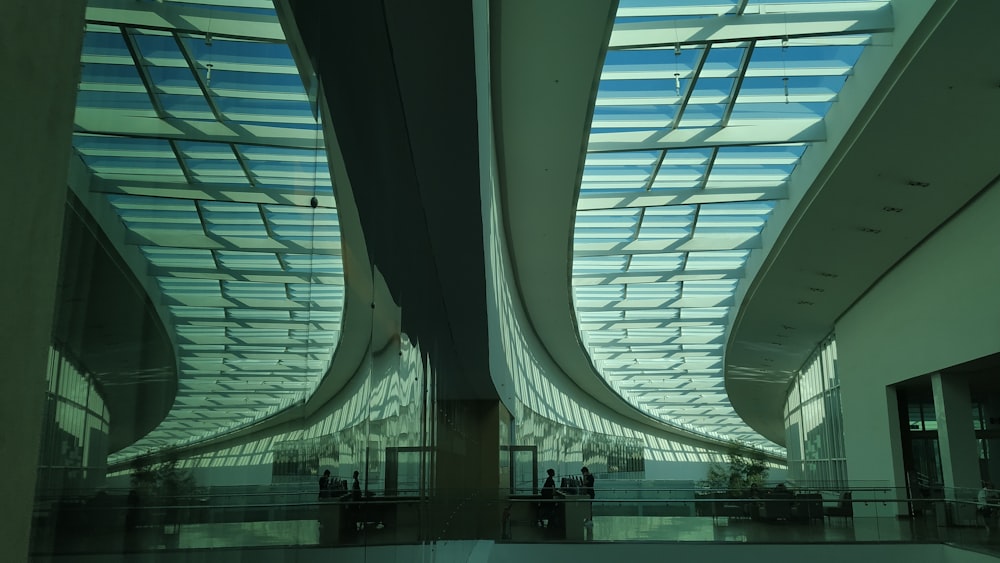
[36,345,111,493]
[783,336,847,488]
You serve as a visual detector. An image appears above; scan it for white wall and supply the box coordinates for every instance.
[837,180,1000,493]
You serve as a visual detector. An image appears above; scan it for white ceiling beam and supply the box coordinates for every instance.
[124,229,342,255]
[588,119,825,152]
[574,233,761,256]
[93,178,337,209]
[576,296,735,310]
[577,184,788,211]
[573,269,743,286]
[580,320,719,330]
[150,265,342,285]
[75,108,324,150]
[609,4,893,49]
[85,0,285,42]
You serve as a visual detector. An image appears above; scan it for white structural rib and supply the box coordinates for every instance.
[93,178,337,209]
[75,109,324,150]
[588,120,825,152]
[609,4,892,49]
[577,185,788,211]
[85,0,284,41]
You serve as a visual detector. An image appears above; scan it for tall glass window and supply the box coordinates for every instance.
[37,345,111,493]
[783,336,847,488]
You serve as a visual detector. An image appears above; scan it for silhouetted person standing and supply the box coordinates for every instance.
[580,467,595,499]
[539,468,557,527]
[352,470,362,501]
[319,469,331,499]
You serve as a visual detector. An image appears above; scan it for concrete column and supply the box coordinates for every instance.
[0,0,86,558]
[931,373,980,499]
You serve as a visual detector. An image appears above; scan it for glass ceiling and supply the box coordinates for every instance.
[73,0,343,462]
[573,0,892,449]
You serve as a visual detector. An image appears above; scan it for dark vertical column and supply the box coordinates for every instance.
[432,400,502,539]
[287,0,500,540]
[0,0,87,557]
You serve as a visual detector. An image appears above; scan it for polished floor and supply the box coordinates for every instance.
[34,514,1000,556]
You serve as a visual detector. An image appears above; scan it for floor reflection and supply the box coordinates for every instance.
[177,520,319,549]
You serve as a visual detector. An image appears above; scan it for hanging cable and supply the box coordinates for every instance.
[674,44,682,95]
[781,14,789,104]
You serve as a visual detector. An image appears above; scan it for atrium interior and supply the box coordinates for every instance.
[2,0,999,561]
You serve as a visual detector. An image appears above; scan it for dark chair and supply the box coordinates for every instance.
[794,493,824,523]
[758,490,795,521]
[825,491,854,524]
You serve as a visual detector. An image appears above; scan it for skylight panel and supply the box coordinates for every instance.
[180,35,294,69]
[228,309,291,320]
[160,278,222,296]
[142,247,216,269]
[674,104,724,128]
[624,308,681,320]
[616,0,737,18]
[80,62,144,90]
[714,144,805,165]
[250,160,332,182]
[579,311,627,322]
[591,105,677,131]
[573,256,629,275]
[743,1,889,15]
[625,282,682,299]
[636,214,694,240]
[215,251,283,270]
[283,254,343,274]
[291,310,341,323]
[170,306,226,319]
[82,29,130,59]
[163,0,276,13]
[176,325,226,340]
[679,307,730,320]
[627,253,685,271]
[83,153,186,177]
[226,328,290,340]
[222,281,287,300]
[76,90,157,113]
[685,249,750,270]
[112,200,200,228]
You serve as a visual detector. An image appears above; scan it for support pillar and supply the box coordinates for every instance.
[931,373,980,499]
[0,0,87,558]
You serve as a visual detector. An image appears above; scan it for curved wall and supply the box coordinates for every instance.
[474,1,782,479]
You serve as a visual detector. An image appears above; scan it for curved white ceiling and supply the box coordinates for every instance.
[571,0,892,449]
[71,0,344,462]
